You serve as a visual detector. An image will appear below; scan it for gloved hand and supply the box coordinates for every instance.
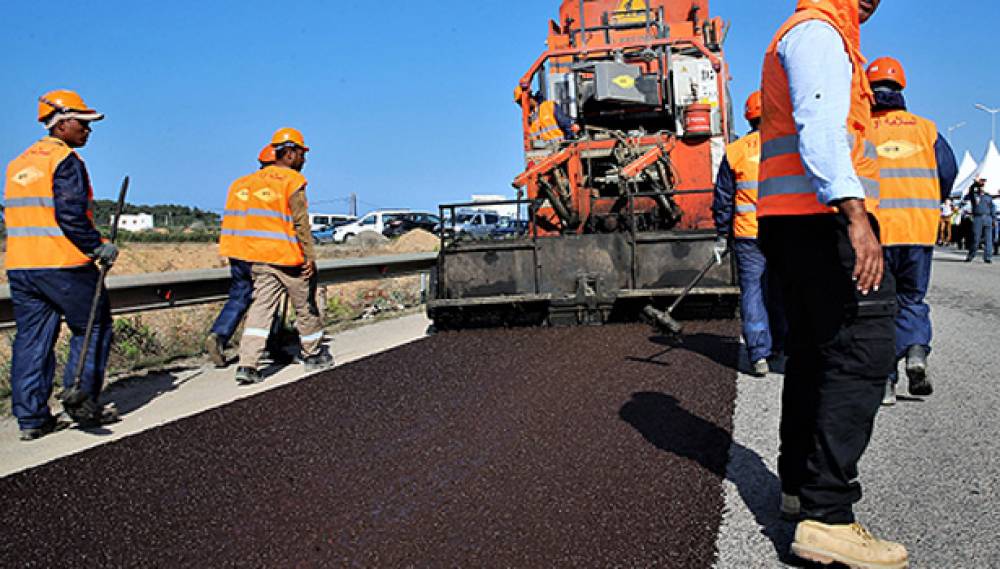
[91,243,119,266]
[713,236,728,265]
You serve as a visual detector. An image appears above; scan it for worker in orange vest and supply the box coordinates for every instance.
[712,91,786,377]
[756,1,909,566]
[205,144,279,367]
[867,56,958,405]
[221,128,333,384]
[527,92,574,145]
[4,90,119,440]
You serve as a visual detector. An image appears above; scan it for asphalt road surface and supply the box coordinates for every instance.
[0,321,740,568]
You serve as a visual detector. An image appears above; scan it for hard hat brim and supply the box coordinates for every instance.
[41,109,104,129]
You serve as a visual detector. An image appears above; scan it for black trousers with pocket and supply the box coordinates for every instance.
[759,214,896,525]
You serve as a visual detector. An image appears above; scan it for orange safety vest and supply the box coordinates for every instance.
[529,101,566,143]
[758,0,880,218]
[3,137,95,270]
[726,131,762,239]
[872,109,941,246]
[219,165,306,266]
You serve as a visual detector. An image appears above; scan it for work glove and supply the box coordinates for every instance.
[713,236,728,265]
[91,243,119,266]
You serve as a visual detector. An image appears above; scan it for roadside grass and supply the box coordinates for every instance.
[0,276,425,416]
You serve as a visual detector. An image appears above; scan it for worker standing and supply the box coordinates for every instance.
[965,178,995,263]
[867,57,958,405]
[205,144,277,367]
[222,128,333,385]
[4,90,119,440]
[711,91,786,377]
[526,92,574,145]
[756,1,909,567]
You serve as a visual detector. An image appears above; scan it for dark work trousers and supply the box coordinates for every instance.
[883,246,933,362]
[8,266,113,430]
[210,259,254,344]
[759,214,896,525]
[968,216,994,262]
[734,238,786,362]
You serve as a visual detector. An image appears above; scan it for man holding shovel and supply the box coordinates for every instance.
[4,90,119,440]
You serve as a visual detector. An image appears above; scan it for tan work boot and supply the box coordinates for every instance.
[791,520,908,569]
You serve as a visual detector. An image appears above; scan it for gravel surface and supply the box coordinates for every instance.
[0,321,740,568]
[714,247,1000,568]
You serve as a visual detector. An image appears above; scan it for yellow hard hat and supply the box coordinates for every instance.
[37,89,104,127]
[258,144,276,165]
[270,127,309,151]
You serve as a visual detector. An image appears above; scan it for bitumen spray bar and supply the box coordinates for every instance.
[0,322,739,567]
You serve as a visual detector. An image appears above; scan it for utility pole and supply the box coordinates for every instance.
[350,193,357,217]
[975,103,999,143]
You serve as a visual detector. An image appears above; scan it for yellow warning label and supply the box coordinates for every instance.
[612,0,648,24]
[254,188,279,203]
[877,140,923,160]
[11,167,44,187]
[612,75,636,89]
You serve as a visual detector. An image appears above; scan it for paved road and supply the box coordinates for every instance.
[0,322,740,567]
[715,247,1000,568]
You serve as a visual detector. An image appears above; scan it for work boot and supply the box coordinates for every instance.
[882,378,897,406]
[792,520,908,569]
[751,358,769,377]
[205,333,227,368]
[235,366,263,386]
[905,346,932,396]
[62,400,120,429]
[303,348,335,372]
[18,416,66,442]
[780,493,801,521]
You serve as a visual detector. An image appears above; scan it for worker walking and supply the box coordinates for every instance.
[205,144,277,367]
[711,91,786,377]
[867,56,958,405]
[965,178,995,263]
[221,128,333,385]
[4,90,119,440]
[756,1,909,567]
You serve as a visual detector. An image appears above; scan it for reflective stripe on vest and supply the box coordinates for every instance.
[530,101,565,142]
[872,108,942,245]
[218,165,307,266]
[3,137,94,270]
[726,131,761,239]
[757,4,880,218]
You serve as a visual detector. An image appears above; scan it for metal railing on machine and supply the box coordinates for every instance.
[0,252,438,330]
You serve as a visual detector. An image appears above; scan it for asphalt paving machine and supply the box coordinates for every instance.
[430,0,739,329]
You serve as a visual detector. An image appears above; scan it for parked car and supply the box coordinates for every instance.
[312,220,354,244]
[309,213,355,232]
[442,210,501,239]
[492,218,529,237]
[332,209,411,243]
[382,212,441,238]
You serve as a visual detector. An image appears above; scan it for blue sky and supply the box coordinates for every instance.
[1,1,997,215]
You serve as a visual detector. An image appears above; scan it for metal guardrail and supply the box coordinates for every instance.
[0,252,438,330]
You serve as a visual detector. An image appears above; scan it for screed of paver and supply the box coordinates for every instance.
[0,321,739,568]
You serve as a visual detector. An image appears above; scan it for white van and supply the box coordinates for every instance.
[309,213,355,232]
[333,210,411,242]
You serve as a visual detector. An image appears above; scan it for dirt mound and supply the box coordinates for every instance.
[354,231,389,249]
[390,229,440,254]
[0,244,228,284]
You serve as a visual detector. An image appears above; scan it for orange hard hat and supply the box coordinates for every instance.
[513,86,524,104]
[867,57,907,89]
[744,91,762,122]
[270,127,309,151]
[37,89,104,126]
[258,144,276,164]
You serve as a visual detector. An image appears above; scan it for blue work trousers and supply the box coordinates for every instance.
[968,217,994,261]
[734,238,786,362]
[8,266,113,430]
[210,259,254,343]
[883,246,933,360]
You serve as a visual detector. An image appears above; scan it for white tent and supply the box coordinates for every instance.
[950,151,977,198]
[953,141,1000,198]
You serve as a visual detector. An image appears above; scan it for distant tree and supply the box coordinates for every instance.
[92,201,220,228]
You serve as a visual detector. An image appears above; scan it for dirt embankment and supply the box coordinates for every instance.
[0,230,440,284]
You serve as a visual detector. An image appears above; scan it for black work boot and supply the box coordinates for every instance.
[18,416,65,442]
[905,345,933,396]
[235,366,263,386]
[302,348,335,372]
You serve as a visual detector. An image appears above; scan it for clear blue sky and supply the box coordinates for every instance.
[1,1,997,215]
